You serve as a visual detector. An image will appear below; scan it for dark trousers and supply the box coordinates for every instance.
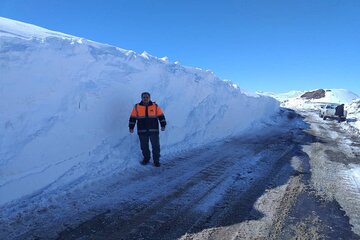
[139,133,160,163]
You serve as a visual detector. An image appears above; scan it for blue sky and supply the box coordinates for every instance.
[1,0,360,94]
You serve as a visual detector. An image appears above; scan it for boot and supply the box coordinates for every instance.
[140,158,150,165]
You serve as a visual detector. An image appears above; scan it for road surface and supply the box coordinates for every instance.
[2,109,360,239]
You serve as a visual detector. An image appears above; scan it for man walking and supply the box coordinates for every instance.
[129,92,166,167]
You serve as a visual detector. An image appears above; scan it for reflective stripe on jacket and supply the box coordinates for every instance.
[129,101,166,134]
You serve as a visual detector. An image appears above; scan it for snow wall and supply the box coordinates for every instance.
[0,17,279,205]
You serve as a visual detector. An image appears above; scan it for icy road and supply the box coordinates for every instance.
[1,109,360,239]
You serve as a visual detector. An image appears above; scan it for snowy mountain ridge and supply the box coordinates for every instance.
[0,17,279,205]
[263,88,359,108]
[257,90,304,102]
[262,88,360,130]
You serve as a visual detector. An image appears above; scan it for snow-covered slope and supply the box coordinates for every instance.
[264,88,360,131]
[257,90,304,102]
[0,17,279,205]
[266,89,359,109]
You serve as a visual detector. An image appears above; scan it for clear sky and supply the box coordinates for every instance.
[1,0,360,94]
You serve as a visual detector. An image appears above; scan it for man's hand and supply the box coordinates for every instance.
[161,127,165,131]
[129,129,134,133]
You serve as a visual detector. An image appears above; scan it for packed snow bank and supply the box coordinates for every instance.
[0,17,279,205]
[346,99,360,130]
[0,16,83,41]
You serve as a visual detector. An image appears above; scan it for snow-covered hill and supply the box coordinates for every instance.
[262,88,360,131]
[263,88,359,109]
[257,90,304,103]
[0,17,279,205]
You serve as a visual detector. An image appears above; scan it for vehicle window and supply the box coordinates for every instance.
[326,105,337,109]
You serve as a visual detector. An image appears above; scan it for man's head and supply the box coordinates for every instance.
[141,92,151,104]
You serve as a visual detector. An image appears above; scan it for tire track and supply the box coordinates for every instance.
[58,127,300,240]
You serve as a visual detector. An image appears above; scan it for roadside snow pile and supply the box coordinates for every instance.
[0,17,279,205]
[351,166,360,182]
[265,89,359,109]
[346,99,360,130]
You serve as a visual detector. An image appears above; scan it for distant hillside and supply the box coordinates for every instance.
[264,89,359,109]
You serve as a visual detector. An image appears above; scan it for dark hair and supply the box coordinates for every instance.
[141,92,151,98]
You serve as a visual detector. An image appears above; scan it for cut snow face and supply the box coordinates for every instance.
[0,17,279,205]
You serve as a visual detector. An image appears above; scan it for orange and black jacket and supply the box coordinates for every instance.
[129,101,166,134]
